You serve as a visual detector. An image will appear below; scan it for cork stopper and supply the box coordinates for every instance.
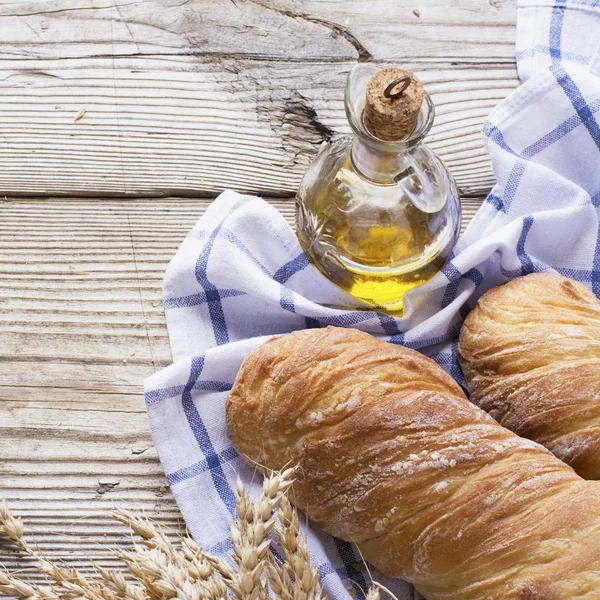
[363,68,424,141]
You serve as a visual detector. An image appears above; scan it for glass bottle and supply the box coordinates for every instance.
[296,64,461,313]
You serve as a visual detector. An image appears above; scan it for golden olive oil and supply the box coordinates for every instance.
[297,159,451,312]
[295,65,460,313]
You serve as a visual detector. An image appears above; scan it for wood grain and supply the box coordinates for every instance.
[0,0,517,61]
[0,0,518,199]
[0,197,482,580]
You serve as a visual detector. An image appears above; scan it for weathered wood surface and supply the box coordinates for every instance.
[0,0,517,199]
[0,0,517,584]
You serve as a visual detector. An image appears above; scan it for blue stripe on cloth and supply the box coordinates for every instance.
[456,268,484,320]
[550,55,600,298]
[378,314,401,336]
[208,536,233,557]
[184,226,272,276]
[464,268,484,287]
[593,192,600,298]
[180,355,237,516]
[522,99,600,158]
[486,193,505,211]
[593,223,600,298]
[333,538,369,600]
[275,254,311,316]
[549,2,567,63]
[441,263,483,311]
[274,254,310,283]
[502,159,527,213]
[195,196,252,346]
[429,340,467,390]
[164,289,246,310]
[493,248,548,279]
[388,331,406,345]
[167,447,239,486]
[279,286,296,312]
[145,385,186,405]
[515,45,590,65]
[551,63,600,151]
[451,339,468,391]
[555,267,596,279]
[441,263,463,309]
[482,123,518,155]
[146,381,232,406]
[559,0,600,6]
[193,380,233,392]
[450,339,467,390]
[442,262,462,283]
[315,312,386,327]
[389,321,463,350]
[459,300,472,322]
[219,228,273,277]
[517,217,535,276]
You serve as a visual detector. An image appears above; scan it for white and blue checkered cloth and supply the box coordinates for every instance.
[145,2,600,598]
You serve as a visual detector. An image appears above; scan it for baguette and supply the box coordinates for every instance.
[458,273,600,479]
[227,326,600,600]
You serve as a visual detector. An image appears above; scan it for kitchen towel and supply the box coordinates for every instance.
[145,1,600,598]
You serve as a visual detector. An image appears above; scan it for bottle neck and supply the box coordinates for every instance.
[351,136,413,184]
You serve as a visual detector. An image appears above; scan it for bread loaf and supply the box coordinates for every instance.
[458,273,600,479]
[227,326,600,600]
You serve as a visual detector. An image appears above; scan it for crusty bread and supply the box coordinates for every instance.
[227,326,600,600]
[458,273,600,480]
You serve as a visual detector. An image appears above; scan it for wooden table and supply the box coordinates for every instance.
[0,0,518,579]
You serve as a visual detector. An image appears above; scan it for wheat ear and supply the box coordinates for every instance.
[272,496,325,600]
[0,569,37,599]
[0,501,110,600]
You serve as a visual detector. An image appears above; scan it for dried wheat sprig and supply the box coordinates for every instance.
[112,510,212,588]
[33,586,61,600]
[0,500,26,551]
[226,470,296,600]
[180,538,229,599]
[228,479,268,600]
[273,497,325,600]
[117,547,180,600]
[264,558,293,600]
[0,568,37,599]
[118,545,225,600]
[1,501,108,600]
[180,539,216,581]
[365,587,380,600]
[111,511,175,556]
[95,565,146,600]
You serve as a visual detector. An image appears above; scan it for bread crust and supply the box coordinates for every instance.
[458,273,600,479]
[227,326,600,599]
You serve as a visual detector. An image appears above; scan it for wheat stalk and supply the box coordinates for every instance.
[271,497,324,600]
[0,471,384,600]
[0,569,37,599]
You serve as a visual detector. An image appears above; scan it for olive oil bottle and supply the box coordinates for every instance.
[296,65,461,313]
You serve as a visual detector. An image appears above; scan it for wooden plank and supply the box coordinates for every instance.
[0,196,482,580]
[0,0,518,198]
[0,0,517,61]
